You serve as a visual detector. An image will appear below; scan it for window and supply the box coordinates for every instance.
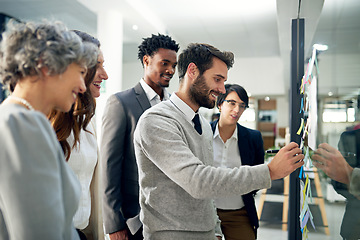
[239,98,255,122]
[322,99,357,123]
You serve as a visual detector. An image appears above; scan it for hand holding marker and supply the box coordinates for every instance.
[265,149,280,154]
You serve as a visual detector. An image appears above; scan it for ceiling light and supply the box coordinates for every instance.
[313,44,328,51]
[264,96,270,101]
[328,91,333,96]
[132,25,138,31]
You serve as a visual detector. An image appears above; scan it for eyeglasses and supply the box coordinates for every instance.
[224,100,248,110]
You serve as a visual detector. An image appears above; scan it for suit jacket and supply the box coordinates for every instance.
[101,83,151,234]
[210,120,264,235]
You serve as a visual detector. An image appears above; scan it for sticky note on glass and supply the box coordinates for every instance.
[297,118,304,135]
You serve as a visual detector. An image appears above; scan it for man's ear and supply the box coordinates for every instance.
[187,62,199,81]
[143,55,150,67]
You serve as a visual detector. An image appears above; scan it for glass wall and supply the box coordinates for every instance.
[256,1,359,239]
[301,0,359,239]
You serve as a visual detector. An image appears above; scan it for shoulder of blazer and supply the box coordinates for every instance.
[133,82,145,96]
[237,123,262,140]
[114,83,149,106]
[237,123,264,169]
[114,86,136,100]
[115,83,143,98]
[237,123,248,136]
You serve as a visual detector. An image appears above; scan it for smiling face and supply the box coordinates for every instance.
[143,48,177,91]
[90,50,108,98]
[219,91,246,126]
[51,63,87,112]
[189,57,228,109]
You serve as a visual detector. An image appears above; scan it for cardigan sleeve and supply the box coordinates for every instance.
[0,110,78,240]
[134,111,271,199]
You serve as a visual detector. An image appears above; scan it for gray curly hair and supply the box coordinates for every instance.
[0,20,98,92]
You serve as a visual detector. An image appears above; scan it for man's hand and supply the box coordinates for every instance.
[109,229,129,240]
[312,143,353,184]
[268,142,304,180]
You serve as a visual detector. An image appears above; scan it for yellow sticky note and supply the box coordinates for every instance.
[297,118,304,135]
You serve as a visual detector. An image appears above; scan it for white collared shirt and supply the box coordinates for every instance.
[67,119,97,229]
[169,92,197,126]
[140,78,170,106]
[213,123,245,210]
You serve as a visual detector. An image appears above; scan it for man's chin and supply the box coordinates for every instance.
[202,101,215,109]
[160,82,170,88]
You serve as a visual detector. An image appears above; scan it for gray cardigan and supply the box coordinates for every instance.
[134,100,271,239]
[0,104,80,240]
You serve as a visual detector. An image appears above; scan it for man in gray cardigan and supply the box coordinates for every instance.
[134,43,304,239]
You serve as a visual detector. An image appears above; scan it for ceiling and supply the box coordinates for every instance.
[0,0,359,99]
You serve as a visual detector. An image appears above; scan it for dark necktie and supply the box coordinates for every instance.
[192,114,202,135]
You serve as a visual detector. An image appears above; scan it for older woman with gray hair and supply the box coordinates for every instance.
[0,20,98,240]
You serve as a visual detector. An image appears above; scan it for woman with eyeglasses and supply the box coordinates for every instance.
[210,84,264,240]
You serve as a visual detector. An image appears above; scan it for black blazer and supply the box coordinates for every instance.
[211,120,264,235]
[101,83,151,234]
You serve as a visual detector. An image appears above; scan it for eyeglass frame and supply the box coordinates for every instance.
[223,99,248,110]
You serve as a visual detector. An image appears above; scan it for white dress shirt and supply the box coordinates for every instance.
[140,78,170,106]
[213,123,245,210]
[67,119,98,229]
[169,92,196,123]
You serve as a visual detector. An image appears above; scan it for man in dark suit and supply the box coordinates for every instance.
[100,34,179,240]
[210,84,264,240]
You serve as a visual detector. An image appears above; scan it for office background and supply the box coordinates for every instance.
[1,0,359,239]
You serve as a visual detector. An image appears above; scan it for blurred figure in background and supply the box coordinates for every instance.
[313,127,360,240]
[313,144,359,196]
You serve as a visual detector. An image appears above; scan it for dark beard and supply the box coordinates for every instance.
[189,74,216,109]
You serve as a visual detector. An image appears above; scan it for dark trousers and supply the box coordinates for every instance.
[128,226,143,240]
[217,208,256,240]
[76,229,88,240]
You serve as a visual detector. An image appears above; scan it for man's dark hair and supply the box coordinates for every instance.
[138,33,179,67]
[217,84,249,108]
[177,43,234,81]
